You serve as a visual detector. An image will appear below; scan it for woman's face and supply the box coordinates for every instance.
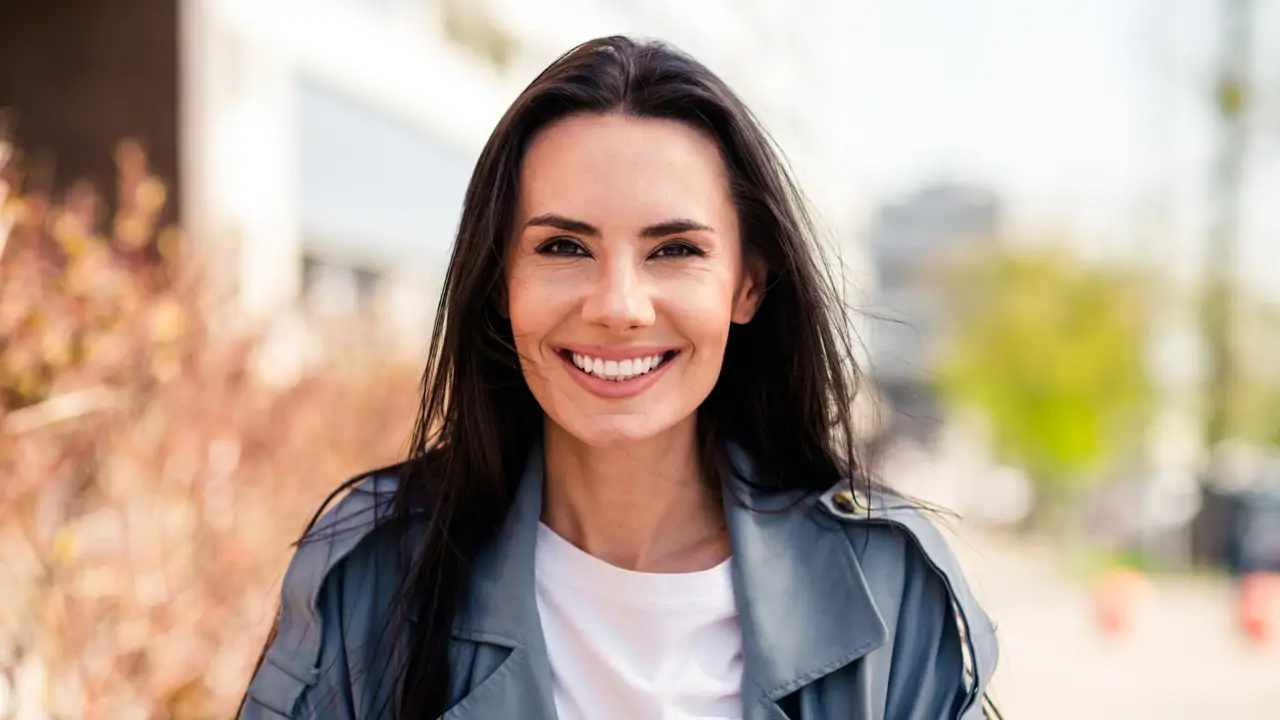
[506,113,762,448]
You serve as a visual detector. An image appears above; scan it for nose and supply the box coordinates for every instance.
[581,257,655,330]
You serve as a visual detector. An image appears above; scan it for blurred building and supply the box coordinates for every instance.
[866,182,1001,443]
[183,0,516,352]
[0,0,182,222]
[0,0,507,353]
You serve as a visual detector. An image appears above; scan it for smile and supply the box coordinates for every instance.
[560,345,680,384]
[561,350,678,382]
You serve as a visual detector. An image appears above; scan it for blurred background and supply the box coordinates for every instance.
[1,0,1279,717]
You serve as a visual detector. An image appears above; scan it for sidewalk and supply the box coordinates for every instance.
[950,525,1280,719]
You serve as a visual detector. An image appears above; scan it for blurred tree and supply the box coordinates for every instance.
[937,247,1155,517]
[0,135,419,718]
[1217,296,1280,447]
[1202,0,1255,447]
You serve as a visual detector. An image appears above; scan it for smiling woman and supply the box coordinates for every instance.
[239,36,999,720]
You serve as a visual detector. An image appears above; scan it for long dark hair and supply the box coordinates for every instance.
[254,35,880,718]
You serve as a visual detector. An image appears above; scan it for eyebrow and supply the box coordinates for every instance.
[524,213,713,239]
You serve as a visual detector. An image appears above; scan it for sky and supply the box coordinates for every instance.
[850,0,1153,200]
[837,0,1279,297]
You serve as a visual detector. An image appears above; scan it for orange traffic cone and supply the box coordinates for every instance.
[1238,571,1280,646]
[1094,567,1154,639]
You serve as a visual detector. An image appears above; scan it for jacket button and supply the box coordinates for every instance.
[832,488,867,514]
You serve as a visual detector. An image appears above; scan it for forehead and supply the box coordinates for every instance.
[517,113,734,223]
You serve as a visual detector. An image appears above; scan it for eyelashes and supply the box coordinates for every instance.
[532,237,586,256]
[650,241,703,258]
[534,237,706,259]
[536,237,590,256]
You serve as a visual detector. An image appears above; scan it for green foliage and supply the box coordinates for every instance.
[1207,291,1280,446]
[937,247,1154,493]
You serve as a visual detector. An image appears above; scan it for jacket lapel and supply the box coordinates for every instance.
[724,445,889,719]
[445,446,558,720]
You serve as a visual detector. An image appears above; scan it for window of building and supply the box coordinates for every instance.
[302,254,381,322]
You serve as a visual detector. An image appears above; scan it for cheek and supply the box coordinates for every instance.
[506,272,561,343]
[656,272,740,347]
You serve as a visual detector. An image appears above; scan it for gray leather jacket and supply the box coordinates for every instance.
[240,445,998,719]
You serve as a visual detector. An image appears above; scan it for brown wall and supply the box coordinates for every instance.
[0,0,179,220]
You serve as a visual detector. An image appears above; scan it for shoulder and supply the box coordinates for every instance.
[242,473,412,718]
[814,482,978,592]
[814,482,999,718]
[280,472,407,611]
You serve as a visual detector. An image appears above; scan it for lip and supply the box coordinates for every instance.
[557,345,679,361]
[555,346,680,399]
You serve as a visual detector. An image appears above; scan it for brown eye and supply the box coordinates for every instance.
[650,241,703,259]
[537,238,591,257]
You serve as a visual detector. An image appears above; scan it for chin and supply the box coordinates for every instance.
[555,413,678,449]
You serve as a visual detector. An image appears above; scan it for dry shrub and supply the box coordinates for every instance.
[0,138,421,718]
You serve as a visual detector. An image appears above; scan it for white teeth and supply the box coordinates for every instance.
[570,352,668,382]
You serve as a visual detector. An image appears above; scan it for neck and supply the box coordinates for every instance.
[539,416,729,573]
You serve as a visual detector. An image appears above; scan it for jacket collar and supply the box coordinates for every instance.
[446,444,558,720]
[453,443,547,647]
[722,444,888,714]
[446,442,888,719]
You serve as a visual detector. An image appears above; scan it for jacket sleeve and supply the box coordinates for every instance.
[821,486,999,719]
[884,534,970,719]
[239,568,358,719]
[239,477,401,720]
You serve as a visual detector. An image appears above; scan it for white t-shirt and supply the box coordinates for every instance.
[534,522,744,720]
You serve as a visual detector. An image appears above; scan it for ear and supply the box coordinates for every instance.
[731,257,766,324]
